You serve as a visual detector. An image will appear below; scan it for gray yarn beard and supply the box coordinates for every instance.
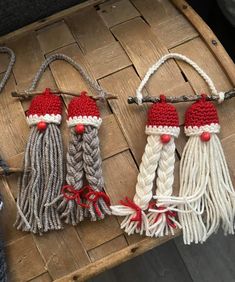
[14,124,63,234]
[83,126,111,220]
[50,125,110,224]
[53,129,84,225]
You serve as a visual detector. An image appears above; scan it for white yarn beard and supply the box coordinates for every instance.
[155,134,235,244]
[111,135,163,235]
[147,138,181,237]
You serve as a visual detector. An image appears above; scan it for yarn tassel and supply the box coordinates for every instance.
[48,129,85,225]
[155,96,235,244]
[83,125,111,220]
[147,138,181,237]
[111,135,162,235]
[15,89,63,234]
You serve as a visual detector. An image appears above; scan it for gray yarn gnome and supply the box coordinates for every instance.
[50,91,111,224]
[15,88,64,234]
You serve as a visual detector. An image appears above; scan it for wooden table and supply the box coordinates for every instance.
[0,0,234,281]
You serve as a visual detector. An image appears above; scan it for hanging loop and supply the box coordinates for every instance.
[136,53,224,104]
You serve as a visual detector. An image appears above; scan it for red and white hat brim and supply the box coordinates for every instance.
[184,123,220,136]
[145,125,180,138]
[27,114,62,126]
[67,115,102,128]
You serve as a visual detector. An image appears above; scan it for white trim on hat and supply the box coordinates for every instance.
[145,125,180,137]
[67,115,102,128]
[27,114,62,126]
[184,123,220,136]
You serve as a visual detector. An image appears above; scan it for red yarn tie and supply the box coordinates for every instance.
[149,203,177,228]
[84,186,110,218]
[120,197,142,228]
[62,185,88,207]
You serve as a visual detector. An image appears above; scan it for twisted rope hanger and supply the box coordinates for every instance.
[0,46,16,176]
[128,53,235,104]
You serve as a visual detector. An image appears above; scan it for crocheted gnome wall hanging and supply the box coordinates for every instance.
[51,91,111,224]
[112,53,235,243]
[15,88,63,234]
[112,95,180,236]
[157,95,235,244]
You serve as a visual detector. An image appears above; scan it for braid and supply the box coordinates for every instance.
[83,126,110,220]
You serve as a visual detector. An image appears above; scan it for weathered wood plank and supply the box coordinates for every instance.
[111,18,185,96]
[98,0,140,28]
[152,15,198,49]
[6,235,46,282]
[171,38,234,139]
[8,33,56,92]
[29,272,52,282]
[0,75,28,160]
[84,42,132,80]
[76,216,123,251]
[34,226,90,280]
[66,7,115,53]
[131,0,179,25]
[88,235,127,262]
[54,232,181,282]
[0,178,23,243]
[37,21,75,54]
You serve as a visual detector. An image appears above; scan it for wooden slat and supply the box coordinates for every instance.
[0,75,28,160]
[111,18,185,96]
[0,53,12,74]
[29,272,52,282]
[100,114,129,159]
[8,33,56,92]
[6,235,46,282]
[37,21,75,54]
[66,7,115,53]
[76,216,123,251]
[171,37,234,139]
[152,15,198,49]
[171,0,235,86]
[100,67,147,164]
[98,0,140,28]
[88,235,127,262]
[0,178,23,243]
[84,42,132,80]
[131,0,179,25]
[55,232,181,282]
[34,226,90,280]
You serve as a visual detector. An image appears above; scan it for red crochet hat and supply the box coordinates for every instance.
[27,88,62,126]
[145,95,180,137]
[67,91,102,128]
[184,95,220,136]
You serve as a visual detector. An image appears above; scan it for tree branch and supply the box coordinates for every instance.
[127,88,235,104]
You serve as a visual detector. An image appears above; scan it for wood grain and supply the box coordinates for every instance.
[98,0,140,28]
[152,14,198,49]
[29,272,53,282]
[88,235,127,262]
[111,18,185,96]
[37,21,75,54]
[66,7,115,53]
[6,235,46,282]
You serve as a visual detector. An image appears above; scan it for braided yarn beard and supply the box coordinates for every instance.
[53,129,84,225]
[147,137,181,237]
[83,125,111,220]
[15,124,63,234]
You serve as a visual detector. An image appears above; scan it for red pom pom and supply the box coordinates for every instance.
[200,132,211,142]
[161,134,171,144]
[37,121,47,132]
[75,124,85,134]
